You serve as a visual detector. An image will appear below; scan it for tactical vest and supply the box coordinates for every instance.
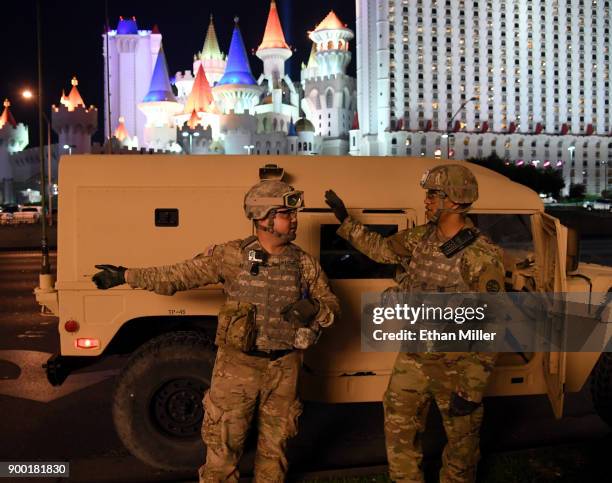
[400,225,471,293]
[225,237,304,351]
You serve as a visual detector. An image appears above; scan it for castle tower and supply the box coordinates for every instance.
[254,0,299,135]
[113,116,137,149]
[308,11,353,77]
[0,100,28,204]
[212,18,262,115]
[103,17,162,144]
[301,44,319,81]
[301,11,357,155]
[51,77,98,154]
[175,64,220,140]
[138,46,183,150]
[194,15,227,86]
[256,0,291,87]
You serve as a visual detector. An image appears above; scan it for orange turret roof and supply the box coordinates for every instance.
[0,99,17,129]
[186,110,201,129]
[65,77,85,111]
[258,0,289,51]
[114,116,130,141]
[184,64,214,114]
[314,10,346,31]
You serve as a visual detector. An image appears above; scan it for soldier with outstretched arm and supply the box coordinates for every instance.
[325,165,505,483]
[93,179,340,483]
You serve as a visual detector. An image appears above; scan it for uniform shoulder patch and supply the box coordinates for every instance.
[477,264,505,293]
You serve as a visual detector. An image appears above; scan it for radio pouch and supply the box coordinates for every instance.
[216,301,257,352]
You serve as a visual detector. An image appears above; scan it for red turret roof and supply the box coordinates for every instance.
[186,110,201,129]
[64,77,85,111]
[0,99,17,129]
[114,116,130,141]
[184,64,214,114]
[258,0,289,51]
[314,10,346,31]
[351,111,359,130]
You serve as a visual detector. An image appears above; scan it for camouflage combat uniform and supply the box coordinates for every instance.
[127,236,340,482]
[337,216,504,483]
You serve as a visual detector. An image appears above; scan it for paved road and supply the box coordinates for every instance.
[0,250,611,483]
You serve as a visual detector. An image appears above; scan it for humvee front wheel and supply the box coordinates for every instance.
[112,331,215,470]
[591,352,612,427]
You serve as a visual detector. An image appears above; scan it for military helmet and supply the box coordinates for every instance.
[244,180,304,220]
[420,164,478,204]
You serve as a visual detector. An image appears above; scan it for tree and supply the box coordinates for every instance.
[467,153,565,199]
[569,183,586,200]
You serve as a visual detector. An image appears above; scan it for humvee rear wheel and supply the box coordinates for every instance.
[112,331,215,470]
[591,352,612,427]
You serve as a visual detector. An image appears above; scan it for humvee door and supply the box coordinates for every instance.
[295,209,416,402]
[531,212,568,418]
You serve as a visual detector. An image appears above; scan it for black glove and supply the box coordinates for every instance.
[281,298,320,326]
[92,264,127,289]
[324,189,349,223]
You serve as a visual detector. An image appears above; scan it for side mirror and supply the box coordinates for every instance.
[566,227,580,273]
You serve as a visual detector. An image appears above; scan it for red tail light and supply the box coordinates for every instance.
[75,338,100,349]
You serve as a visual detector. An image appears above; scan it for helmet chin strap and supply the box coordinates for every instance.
[258,211,296,243]
[430,197,470,224]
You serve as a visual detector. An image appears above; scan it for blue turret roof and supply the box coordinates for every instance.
[287,118,297,137]
[218,18,257,86]
[143,46,177,102]
[116,17,139,35]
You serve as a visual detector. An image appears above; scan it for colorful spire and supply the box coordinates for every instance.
[200,14,224,61]
[114,116,130,141]
[65,76,85,111]
[116,16,139,35]
[0,99,17,129]
[184,64,214,113]
[287,117,297,137]
[186,110,201,129]
[143,46,177,102]
[218,18,257,86]
[258,1,289,51]
[314,10,346,31]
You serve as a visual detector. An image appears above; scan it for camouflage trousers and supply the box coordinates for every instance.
[199,346,302,483]
[383,352,497,483]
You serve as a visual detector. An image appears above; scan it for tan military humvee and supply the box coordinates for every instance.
[35,155,612,470]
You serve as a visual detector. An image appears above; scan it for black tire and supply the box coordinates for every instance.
[112,330,216,470]
[591,352,612,427]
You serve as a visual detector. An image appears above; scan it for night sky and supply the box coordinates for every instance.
[1,0,355,144]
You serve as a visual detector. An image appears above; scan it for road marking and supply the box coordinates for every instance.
[0,350,118,403]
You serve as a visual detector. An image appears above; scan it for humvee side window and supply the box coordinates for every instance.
[320,224,398,279]
[470,214,533,251]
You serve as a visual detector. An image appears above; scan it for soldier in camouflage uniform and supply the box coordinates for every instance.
[93,179,340,483]
[325,164,504,483]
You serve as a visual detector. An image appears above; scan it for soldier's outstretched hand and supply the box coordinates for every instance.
[92,264,127,289]
[325,189,349,222]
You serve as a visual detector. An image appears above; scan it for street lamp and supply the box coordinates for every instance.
[243,144,255,155]
[601,160,609,193]
[35,0,51,282]
[568,145,576,168]
[63,144,76,155]
[446,96,478,159]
